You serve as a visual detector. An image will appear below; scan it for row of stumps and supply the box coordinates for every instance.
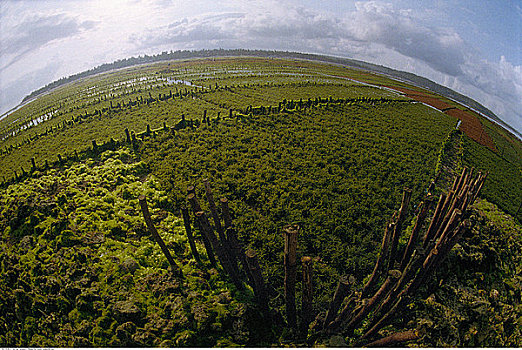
[139,179,314,337]
[312,166,488,347]
[183,179,270,315]
[138,167,487,346]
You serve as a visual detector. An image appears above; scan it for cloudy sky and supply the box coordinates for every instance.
[1,0,521,133]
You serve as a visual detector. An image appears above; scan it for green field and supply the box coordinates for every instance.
[1,55,521,347]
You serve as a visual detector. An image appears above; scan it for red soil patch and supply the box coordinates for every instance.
[315,73,496,152]
[382,85,496,152]
[445,109,496,151]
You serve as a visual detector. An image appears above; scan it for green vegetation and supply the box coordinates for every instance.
[0,54,521,346]
[0,148,265,347]
[410,199,522,347]
[462,135,522,222]
[142,100,453,294]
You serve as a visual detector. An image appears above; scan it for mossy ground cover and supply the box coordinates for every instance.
[0,148,264,347]
[408,199,522,347]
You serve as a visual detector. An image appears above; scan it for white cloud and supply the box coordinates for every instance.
[0,13,96,71]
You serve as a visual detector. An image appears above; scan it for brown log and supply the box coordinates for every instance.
[363,329,419,347]
[192,211,217,267]
[324,275,353,328]
[196,211,243,289]
[400,199,431,270]
[284,224,299,329]
[344,270,401,333]
[406,222,469,302]
[203,184,241,282]
[432,209,462,252]
[301,256,314,336]
[202,179,225,240]
[181,206,201,263]
[470,171,482,195]
[372,249,423,320]
[187,192,216,265]
[453,167,468,195]
[425,219,469,274]
[362,295,407,340]
[245,249,269,315]
[438,190,456,226]
[474,172,488,202]
[226,226,251,284]
[328,293,356,332]
[423,193,446,247]
[139,195,183,277]
[187,192,202,212]
[362,222,395,298]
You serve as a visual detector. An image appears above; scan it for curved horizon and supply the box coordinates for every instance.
[1,1,520,134]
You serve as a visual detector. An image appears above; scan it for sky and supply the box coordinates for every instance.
[0,0,521,133]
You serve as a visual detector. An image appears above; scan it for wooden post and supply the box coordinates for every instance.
[203,179,225,240]
[139,195,183,277]
[301,256,313,336]
[226,226,251,284]
[388,188,412,270]
[344,270,401,333]
[181,206,201,263]
[187,193,202,212]
[195,211,243,290]
[246,249,269,315]
[193,212,217,267]
[92,140,98,152]
[372,248,423,321]
[124,128,131,143]
[220,198,233,228]
[283,224,299,329]
[362,221,395,298]
[400,198,432,270]
[324,275,352,328]
[362,295,406,340]
[423,193,446,247]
